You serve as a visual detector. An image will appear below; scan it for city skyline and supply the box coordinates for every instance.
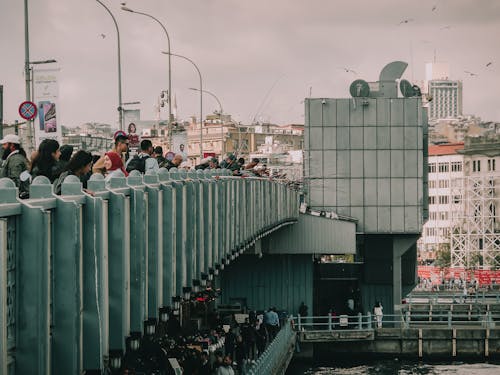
[1,0,499,128]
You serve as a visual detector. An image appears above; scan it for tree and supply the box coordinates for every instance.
[435,243,451,268]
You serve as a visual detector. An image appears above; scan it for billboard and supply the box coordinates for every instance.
[172,131,188,161]
[124,109,141,151]
[33,68,62,148]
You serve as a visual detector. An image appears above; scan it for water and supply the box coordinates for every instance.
[287,359,500,374]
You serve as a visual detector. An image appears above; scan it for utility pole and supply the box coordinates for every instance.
[0,85,3,139]
[24,0,33,151]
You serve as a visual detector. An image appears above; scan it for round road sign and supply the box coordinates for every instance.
[19,101,38,121]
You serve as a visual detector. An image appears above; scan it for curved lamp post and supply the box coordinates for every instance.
[162,52,203,159]
[95,0,124,130]
[121,6,173,145]
[189,87,224,157]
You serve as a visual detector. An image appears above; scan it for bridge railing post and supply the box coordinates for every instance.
[358,313,362,330]
[297,315,302,331]
[367,312,372,329]
[448,310,452,328]
[328,313,332,331]
[405,311,410,329]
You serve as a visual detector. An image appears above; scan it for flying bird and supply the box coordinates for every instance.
[339,67,357,75]
[464,70,478,77]
[432,5,437,11]
[441,25,452,30]
[100,33,106,39]
[486,62,493,67]
[399,18,414,25]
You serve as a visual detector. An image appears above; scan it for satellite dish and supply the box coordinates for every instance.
[350,79,370,98]
[399,79,415,97]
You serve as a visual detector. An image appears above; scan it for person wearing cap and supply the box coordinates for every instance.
[92,130,129,174]
[0,134,29,190]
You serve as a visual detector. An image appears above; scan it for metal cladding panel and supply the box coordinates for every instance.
[350,127,363,149]
[336,99,350,126]
[52,200,83,375]
[266,214,356,254]
[390,99,404,125]
[310,128,323,150]
[108,192,131,351]
[350,151,363,178]
[172,182,187,295]
[324,99,337,125]
[161,184,176,304]
[351,179,363,205]
[82,197,108,369]
[185,182,196,286]
[17,207,51,375]
[364,127,377,149]
[336,127,350,149]
[146,186,163,317]
[376,126,390,149]
[323,128,336,149]
[128,187,148,331]
[350,99,363,126]
[220,255,313,316]
[363,99,377,125]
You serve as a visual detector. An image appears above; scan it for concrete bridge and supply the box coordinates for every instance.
[0,168,299,374]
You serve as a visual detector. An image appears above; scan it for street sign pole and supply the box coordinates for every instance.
[24,0,33,152]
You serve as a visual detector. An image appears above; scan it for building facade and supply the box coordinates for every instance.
[428,80,463,120]
[418,137,500,269]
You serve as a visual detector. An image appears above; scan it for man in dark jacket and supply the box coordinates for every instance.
[0,134,29,192]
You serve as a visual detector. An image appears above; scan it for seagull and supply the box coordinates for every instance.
[486,62,493,67]
[432,5,437,11]
[339,67,357,74]
[100,33,106,39]
[399,18,414,25]
[464,70,478,77]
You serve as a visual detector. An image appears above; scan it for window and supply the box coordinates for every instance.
[451,161,462,172]
[438,163,449,172]
[438,196,449,204]
[438,180,449,188]
[473,160,481,172]
[488,159,496,171]
[453,195,461,204]
[439,212,448,220]
[429,180,436,189]
[429,196,436,204]
[429,163,436,173]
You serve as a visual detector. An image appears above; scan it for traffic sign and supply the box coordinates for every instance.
[19,101,37,120]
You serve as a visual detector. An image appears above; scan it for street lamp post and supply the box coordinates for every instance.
[121,6,173,146]
[23,0,33,151]
[162,52,203,159]
[189,87,224,157]
[95,0,124,130]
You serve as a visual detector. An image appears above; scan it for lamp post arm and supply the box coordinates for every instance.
[131,11,172,139]
[95,0,123,130]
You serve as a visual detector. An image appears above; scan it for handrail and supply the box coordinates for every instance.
[404,291,500,304]
[295,310,498,331]
[247,318,295,375]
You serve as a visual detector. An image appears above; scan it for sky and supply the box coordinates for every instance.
[1,0,499,128]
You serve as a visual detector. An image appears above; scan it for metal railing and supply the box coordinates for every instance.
[247,318,295,375]
[0,168,299,374]
[404,291,500,304]
[296,310,498,332]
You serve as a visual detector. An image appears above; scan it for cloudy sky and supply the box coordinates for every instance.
[1,0,499,128]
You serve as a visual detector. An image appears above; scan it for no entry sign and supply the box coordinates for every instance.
[19,101,37,120]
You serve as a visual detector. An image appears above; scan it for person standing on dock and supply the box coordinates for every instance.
[373,301,383,328]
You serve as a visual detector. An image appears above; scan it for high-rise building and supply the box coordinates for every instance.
[425,63,463,120]
[428,80,463,120]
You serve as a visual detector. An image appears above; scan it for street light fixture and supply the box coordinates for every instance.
[95,0,124,130]
[162,51,203,160]
[121,6,173,146]
[190,87,225,157]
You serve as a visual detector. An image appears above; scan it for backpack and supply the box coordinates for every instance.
[126,154,149,173]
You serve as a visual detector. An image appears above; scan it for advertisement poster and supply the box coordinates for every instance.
[172,131,188,161]
[33,68,62,148]
[124,109,141,151]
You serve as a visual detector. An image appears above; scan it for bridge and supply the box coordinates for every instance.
[296,300,500,360]
[0,168,299,374]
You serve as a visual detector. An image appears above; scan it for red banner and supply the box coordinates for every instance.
[418,266,500,286]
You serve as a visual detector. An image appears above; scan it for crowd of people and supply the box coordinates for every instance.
[0,130,275,199]
[109,306,286,375]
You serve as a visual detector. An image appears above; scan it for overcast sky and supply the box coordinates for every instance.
[1,0,499,128]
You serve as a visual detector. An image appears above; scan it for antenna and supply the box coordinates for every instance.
[251,75,285,124]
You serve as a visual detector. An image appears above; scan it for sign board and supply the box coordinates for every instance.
[18,101,37,120]
[33,68,62,148]
[172,131,188,161]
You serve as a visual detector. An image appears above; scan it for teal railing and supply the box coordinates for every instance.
[247,318,296,375]
[0,168,299,374]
